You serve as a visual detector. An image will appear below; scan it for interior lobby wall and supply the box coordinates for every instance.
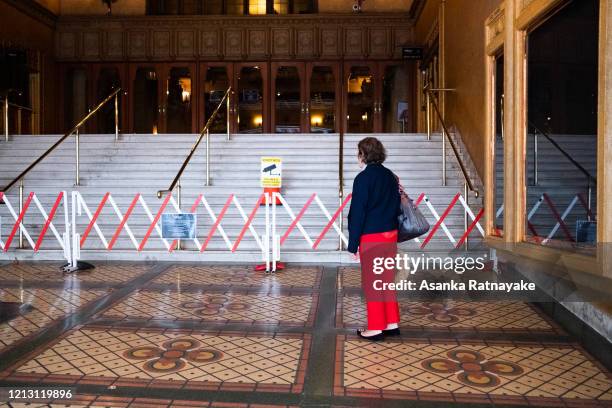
[0,0,58,133]
[443,0,501,179]
[414,0,501,180]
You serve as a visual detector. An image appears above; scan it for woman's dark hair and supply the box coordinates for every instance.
[358,137,386,164]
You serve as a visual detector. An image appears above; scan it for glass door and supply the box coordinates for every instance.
[200,63,233,134]
[271,62,305,133]
[159,63,197,133]
[307,63,339,133]
[344,63,377,133]
[129,65,160,134]
[61,64,92,133]
[234,63,269,133]
[379,62,412,133]
[93,64,126,134]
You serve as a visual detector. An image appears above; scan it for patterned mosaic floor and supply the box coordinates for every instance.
[0,261,609,407]
[0,263,149,285]
[101,290,318,327]
[0,287,108,352]
[339,296,563,334]
[153,265,322,290]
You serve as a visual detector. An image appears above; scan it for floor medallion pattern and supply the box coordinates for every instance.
[336,337,612,403]
[2,327,310,393]
[102,290,316,326]
[339,296,559,333]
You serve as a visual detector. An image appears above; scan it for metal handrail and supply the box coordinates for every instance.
[529,121,596,183]
[2,87,122,194]
[157,87,232,198]
[428,90,478,196]
[2,98,34,141]
[0,99,33,112]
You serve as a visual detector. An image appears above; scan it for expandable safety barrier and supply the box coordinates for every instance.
[0,191,71,263]
[1,190,485,272]
[495,193,593,243]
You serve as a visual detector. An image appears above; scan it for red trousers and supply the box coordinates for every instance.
[359,230,400,330]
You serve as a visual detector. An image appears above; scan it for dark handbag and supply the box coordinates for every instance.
[397,187,430,243]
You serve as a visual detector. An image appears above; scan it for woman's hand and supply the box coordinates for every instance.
[350,252,360,262]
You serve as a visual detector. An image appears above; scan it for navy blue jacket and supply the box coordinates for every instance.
[347,163,400,254]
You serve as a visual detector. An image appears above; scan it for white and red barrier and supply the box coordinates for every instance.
[1,189,485,271]
[0,191,71,262]
[495,193,593,243]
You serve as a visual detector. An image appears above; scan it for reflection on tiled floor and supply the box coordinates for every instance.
[3,327,309,393]
[102,290,317,326]
[335,336,612,404]
[0,263,149,284]
[339,296,561,334]
[0,288,107,351]
[154,265,321,290]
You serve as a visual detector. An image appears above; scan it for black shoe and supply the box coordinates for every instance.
[383,328,401,336]
[357,329,384,341]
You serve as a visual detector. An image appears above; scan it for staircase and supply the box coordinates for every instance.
[0,132,484,263]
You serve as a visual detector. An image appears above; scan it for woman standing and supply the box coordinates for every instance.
[347,137,401,341]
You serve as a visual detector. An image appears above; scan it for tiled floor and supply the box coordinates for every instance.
[336,336,612,403]
[102,290,317,326]
[339,296,563,334]
[0,262,610,407]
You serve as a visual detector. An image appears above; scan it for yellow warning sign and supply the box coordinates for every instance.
[261,157,282,188]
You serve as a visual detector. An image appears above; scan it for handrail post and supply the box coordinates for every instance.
[114,93,119,141]
[442,126,447,186]
[19,179,24,249]
[338,131,345,251]
[464,181,469,250]
[534,131,539,185]
[587,179,592,222]
[75,128,80,186]
[17,108,22,135]
[426,91,431,141]
[177,178,182,250]
[206,129,210,186]
[4,97,8,141]
[226,91,231,141]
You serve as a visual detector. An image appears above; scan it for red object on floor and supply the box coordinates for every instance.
[263,187,282,205]
[254,262,285,272]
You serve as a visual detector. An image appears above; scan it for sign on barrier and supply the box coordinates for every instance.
[162,213,197,239]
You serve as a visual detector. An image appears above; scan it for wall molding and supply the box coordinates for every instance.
[55,13,414,62]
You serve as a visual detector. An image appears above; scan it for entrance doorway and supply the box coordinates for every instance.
[63,60,414,134]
